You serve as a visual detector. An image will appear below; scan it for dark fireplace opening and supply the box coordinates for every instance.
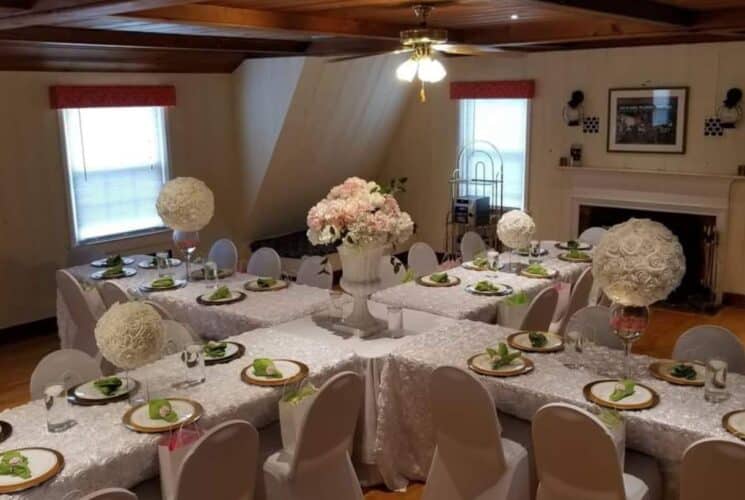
[579,205,718,312]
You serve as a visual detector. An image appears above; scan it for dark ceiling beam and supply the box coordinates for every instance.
[692,7,745,33]
[304,37,401,56]
[534,0,697,27]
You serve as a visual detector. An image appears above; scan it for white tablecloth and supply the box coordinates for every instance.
[371,242,589,325]
[374,319,745,492]
[0,329,358,500]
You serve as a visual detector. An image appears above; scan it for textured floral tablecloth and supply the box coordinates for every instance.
[0,330,358,500]
[374,320,745,491]
[371,242,589,325]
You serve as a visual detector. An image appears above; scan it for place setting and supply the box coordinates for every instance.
[244,277,289,292]
[648,360,706,386]
[507,330,564,353]
[90,264,137,280]
[196,285,246,306]
[467,342,535,377]
[122,398,204,433]
[461,254,501,272]
[0,447,65,494]
[555,240,593,251]
[138,255,182,269]
[139,275,187,293]
[241,357,309,387]
[416,271,461,288]
[203,340,245,366]
[557,248,593,263]
[519,262,559,280]
[190,267,233,281]
[90,255,135,268]
[465,280,513,297]
[583,379,660,411]
[67,375,140,406]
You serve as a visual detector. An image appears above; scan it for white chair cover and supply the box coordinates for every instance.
[532,403,649,500]
[379,255,406,289]
[296,256,333,289]
[207,238,239,272]
[30,349,102,400]
[460,231,486,262]
[566,305,623,350]
[100,281,130,309]
[247,247,282,279]
[175,420,259,500]
[553,267,594,336]
[56,269,101,356]
[408,242,439,278]
[161,320,199,356]
[680,438,745,500]
[578,227,608,246]
[80,488,137,500]
[520,287,559,333]
[143,300,174,320]
[672,325,745,375]
[264,371,364,500]
[423,366,530,500]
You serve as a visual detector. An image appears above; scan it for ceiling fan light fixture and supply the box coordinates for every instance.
[417,56,446,83]
[396,58,419,82]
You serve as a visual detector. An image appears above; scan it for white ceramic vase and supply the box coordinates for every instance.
[337,244,385,337]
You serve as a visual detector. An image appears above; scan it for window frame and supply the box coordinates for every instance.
[57,106,173,247]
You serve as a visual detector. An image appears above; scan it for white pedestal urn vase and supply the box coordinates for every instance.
[337,244,386,337]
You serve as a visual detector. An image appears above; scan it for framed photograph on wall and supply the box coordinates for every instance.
[607,87,688,154]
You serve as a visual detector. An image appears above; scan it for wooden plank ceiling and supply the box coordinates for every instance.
[0,0,743,72]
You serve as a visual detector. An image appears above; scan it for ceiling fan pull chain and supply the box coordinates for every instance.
[420,82,427,103]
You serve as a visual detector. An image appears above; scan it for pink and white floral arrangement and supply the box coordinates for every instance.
[307,177,414,248]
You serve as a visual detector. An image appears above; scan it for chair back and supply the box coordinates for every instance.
[555,267,594,336]
[56,269,101,356]
[100,281,130,309]
[80,488,137,500]
[567,305,622,350]
[175,420,259,500]
[673,325,745,375]
[296,256,333,289]
[247,247,282,279]
[207,238,239,272]
[408,242,439,277]
[578,227,608,246]
[460,231,486,262]
[161,320,198,356]
[680,438,745,500]
[30,349,102,400]
[378,255,406,289]
[533,403,626,500]
[429,367,507,486]
[143,300,174,320]
[520,287,559,332]
[291,372,363,475]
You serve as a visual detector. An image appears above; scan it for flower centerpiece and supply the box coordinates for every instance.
[593,218,685,378]
[497,210,536,271]
[307,177,414,336]
[95,302,165,370]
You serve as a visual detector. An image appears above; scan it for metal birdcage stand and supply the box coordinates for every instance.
[445,141,505,259]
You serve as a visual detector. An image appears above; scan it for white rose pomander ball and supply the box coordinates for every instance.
[156,177,214,232]
[593,218,685,306]
[95,302,165,369]
[497,210,536,249]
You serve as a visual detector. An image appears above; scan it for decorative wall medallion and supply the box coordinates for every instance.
[583,116,600,134]
[704,117,724,137]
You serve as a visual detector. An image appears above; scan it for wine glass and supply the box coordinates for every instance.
[610,303,649,379]
[173,230,200,282]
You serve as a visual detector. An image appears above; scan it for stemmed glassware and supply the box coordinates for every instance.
[173,230,200,282]
[610,303,650,379]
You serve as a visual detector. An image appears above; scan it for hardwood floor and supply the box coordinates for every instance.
[1,307,744,498]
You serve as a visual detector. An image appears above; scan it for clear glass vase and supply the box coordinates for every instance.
[610,303,650,379]
[173,230,200,282]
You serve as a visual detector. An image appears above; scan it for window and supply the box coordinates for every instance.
[459,98,530,210]
[61,106,170,244]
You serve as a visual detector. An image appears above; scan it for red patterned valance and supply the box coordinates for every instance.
[49,85,176,109]
[450,80,535,99]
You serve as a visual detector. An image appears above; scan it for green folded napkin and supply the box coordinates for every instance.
[204,341,228,358]
[525,263,549,277]
[256,277,277,288]
[252,358,283,378]
[528,331,548,348]
[150,276,175,289]
[104,255,123,267]
[102,263,124,278]
[429,272,449,284]
[474,280,500,293]
[148,399,178,423]
[208,286,231,301]
[486,342,522,369]
[506,290,528,306]
[597,408,624,430]
[670,363,697,380]
[566,240,579,250]
[609,379,636,402]
[93,376,123,396]
[472,256,489,269]
[282,383,318,404]
[0,451,31,479]
[401,269,415,283]
[568,249,590,260]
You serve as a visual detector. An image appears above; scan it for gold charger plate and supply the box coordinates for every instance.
[462,261,493,272]
[244,279,289,292]
[196,290,246,306]
[204,341,245,366]
[0,447,64,494]
[583,379,660,411]
[90,267,137,280]
[649,360,705,387]
[519,268,558,280]
[467,353,534,377]
[416,275,461,288]
[122,398,203,433]
[507,331,564,353]
[67,378,140,406]
[240,359,309,387]
[558,253,592,263]
[722,409,745,440]
[139,278,187,293]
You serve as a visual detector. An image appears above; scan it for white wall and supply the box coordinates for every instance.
[379,42,745,294]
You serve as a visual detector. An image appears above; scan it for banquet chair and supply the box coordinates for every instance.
[672,325,745,375]
[174,420,259,500]
[296,256,333,289]
[80,488,137,500]
[56,269,102,356]
[567,306,623,350]
[551,267,594,336]
[532,403,649,500]
[247,247,282,279]
[578,227,607,246]
[161,320,199,356]
[460,231,486,262]
[30,349,102,400]
[207,238,239,272]
[263,371,364,500]
[422,366,530,500]
[100,281,130,308]
[379,255,407,289]
[143,300,174,320]
[520,287,559,333]
[408,242,439,277]
[680,438,745,500]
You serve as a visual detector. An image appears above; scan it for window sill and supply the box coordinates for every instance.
[75,227,171,248]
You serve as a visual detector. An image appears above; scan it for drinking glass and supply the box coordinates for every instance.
[387,305,404,338]
[173,230,200,282]
[156,252,172,278]
[327,290,344,319]
[44,384,76,433]
[529,240,542,264]
[486,249,499,271]
[182,344,206,387]
[705,359,729,403]
[204,261,219,289]
[562,327,584,369]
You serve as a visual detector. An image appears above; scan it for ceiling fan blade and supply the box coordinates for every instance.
[433,44,525,57]
[327,49,410,63]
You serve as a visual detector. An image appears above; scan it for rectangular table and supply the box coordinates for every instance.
[371,242,590,325]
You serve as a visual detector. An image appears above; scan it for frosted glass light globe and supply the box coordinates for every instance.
[417,57,446,83]
[396,58,418,82]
